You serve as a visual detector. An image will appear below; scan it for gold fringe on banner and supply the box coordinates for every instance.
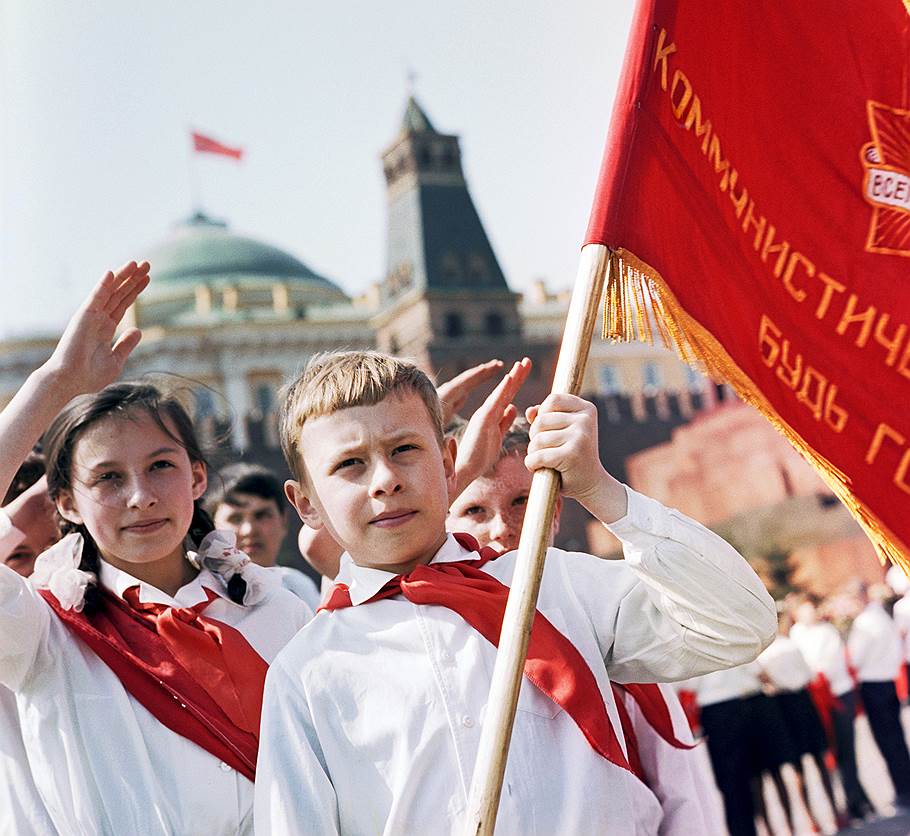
[603,247,910,576]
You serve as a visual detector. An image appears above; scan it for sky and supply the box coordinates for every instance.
[0,0,637,338]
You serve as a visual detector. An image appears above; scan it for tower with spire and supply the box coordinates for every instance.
[373,96,547,389]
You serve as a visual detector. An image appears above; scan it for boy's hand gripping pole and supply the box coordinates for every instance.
[463,244,611,835]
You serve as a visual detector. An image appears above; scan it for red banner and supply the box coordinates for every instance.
[192,131,244,160]
[585,2,910,568]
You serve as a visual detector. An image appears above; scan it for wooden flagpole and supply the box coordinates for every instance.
[463,243,612,835]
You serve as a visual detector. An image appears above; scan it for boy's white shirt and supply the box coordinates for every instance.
[619,683,726,836]
[847,601,903,682]
[256,486,776,836]
[757,633,813,692]
[788,620,853,696]
[0,556,313,836]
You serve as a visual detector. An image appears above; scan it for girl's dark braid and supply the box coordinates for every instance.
[79,534,103,615]
[55,518,104,616]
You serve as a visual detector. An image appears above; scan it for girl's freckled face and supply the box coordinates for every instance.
[57,410,206,568]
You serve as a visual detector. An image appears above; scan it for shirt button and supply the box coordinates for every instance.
[440,650,453,663]
[462,716,475,728]
[219,762,232,772]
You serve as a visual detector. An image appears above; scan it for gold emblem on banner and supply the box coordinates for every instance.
[861,101,910,257]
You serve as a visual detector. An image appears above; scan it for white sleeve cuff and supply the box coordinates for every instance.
[0,509,26,561]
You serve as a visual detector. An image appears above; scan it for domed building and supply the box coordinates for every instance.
[122,211,373,449]
[135,210,350,327]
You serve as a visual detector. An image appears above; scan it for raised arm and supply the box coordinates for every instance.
[0,262,149,501]
[451,358,531,499]
[527,393,776,681]
[435,359,505,426]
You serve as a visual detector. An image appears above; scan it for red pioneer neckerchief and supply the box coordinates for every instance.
[806,672,842,751]
[611,682,697,787]
[320,533,634,773]
[612,686,646,781]
[40,584,268,781]
[614,682,696,751]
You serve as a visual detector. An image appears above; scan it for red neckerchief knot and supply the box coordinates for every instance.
[123,585,268,736]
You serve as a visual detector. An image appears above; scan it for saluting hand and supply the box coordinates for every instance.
[452,358,532,498]
[436,359,506,426]
[45,261,150,399]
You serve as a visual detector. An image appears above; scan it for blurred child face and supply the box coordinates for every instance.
[56,411,207,572]
[286,391,457,574]
[213,493,286,567]
[3,483,58,577]
[4,526,58,578]
[447,453,561,553]
[794,600,819,625]
[4,547,39,577]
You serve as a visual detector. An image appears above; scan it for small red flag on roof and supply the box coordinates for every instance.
[191,131,243,160]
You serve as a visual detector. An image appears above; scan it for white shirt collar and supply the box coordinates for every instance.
[342,533,477,606]
[98,558,228,608]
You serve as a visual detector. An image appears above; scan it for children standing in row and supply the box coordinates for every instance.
[756,618,842,830]
[255,349,777,833]
[790,598,874,821]
[0,263,312,834]
[848,583,910,811]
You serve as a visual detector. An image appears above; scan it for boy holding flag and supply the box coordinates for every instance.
[255,349,776,834]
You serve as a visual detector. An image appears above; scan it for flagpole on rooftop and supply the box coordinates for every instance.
[463,243,612,836]
[186,127,204,214]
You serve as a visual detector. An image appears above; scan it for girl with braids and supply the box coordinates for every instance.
[0,262,312,835]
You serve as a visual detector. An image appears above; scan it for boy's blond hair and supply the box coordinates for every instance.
[279,350,444,481]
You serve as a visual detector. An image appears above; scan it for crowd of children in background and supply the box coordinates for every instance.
[0,263,906,835]
[680,572,910,835]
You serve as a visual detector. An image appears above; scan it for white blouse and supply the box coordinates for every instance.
[256,486,776,835]
[894,594,910,662]
[0,686,56,835]
[0,555,312,836]
[685,662,764,707]
[757,634,813,692]
[789,621,853,696]
[274,565,322,611]
[848,602,903,682]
